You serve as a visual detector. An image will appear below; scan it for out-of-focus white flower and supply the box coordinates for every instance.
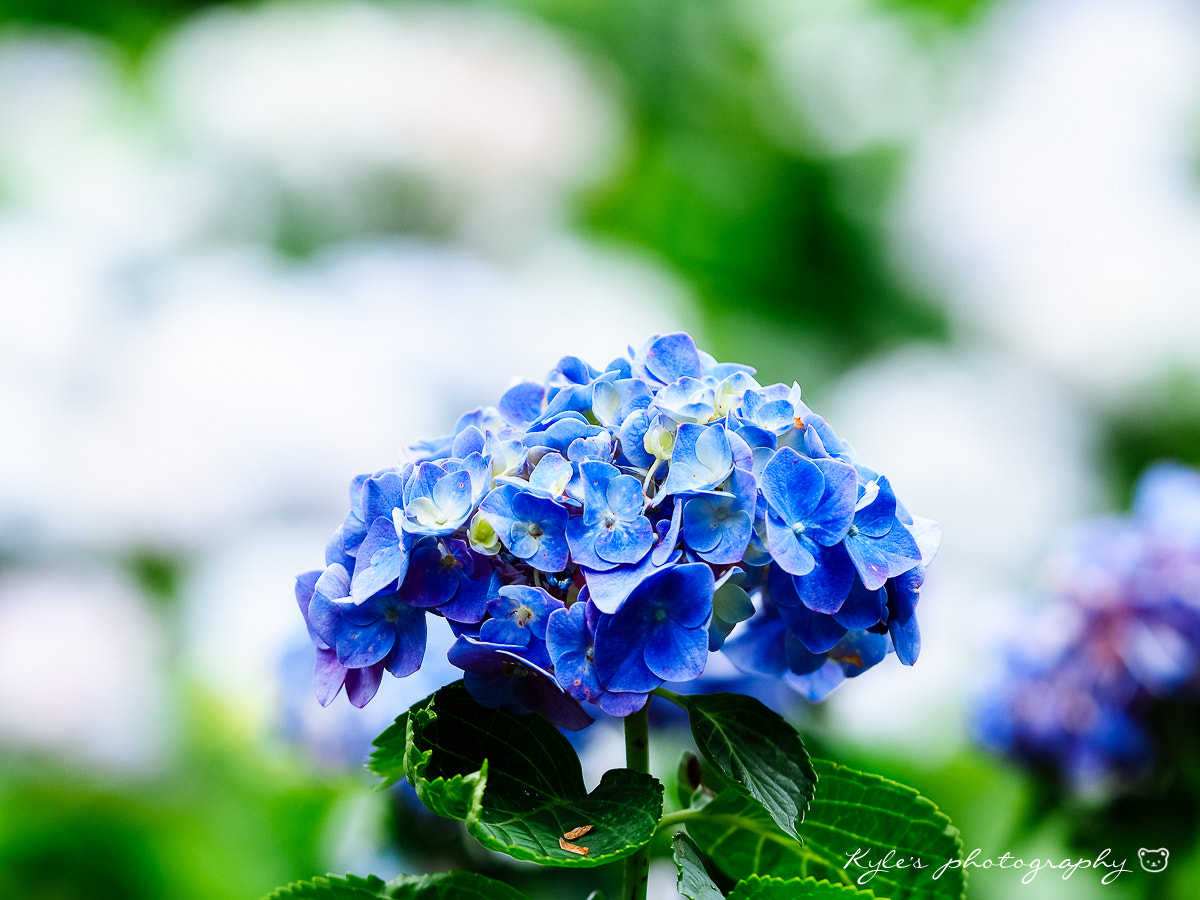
[150,1,621,240]
[1,237,691,548]
[0,568,171,769]
[898,0,1200,398]
[751,1,953,155]
[0,34,213,256]
[813,345,1103,757]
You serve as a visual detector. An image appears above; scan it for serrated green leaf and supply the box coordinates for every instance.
[404,701,487,821]
[686,789,812,883]
[265,873,391,900]
[684,692,815,840]
[385,872,531,899]
[672,832,725,900]
[687,761,965,900]
[802,760,964,900]
[728,875,877,899]
[264,871,531,900]
[368,712,408,788]
[401,681,663,867]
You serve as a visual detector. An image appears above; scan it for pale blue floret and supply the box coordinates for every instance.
[498,380,546,427]
[477,484,569,572]
[400,461,477,536]
[350,514,411,604]
[616,407,658,468]
[633,332,704,385]
[652,376,719,424]
[566,460,655,570]
[739,385,797,435]
[479,584,564,668]
[523,412,604,455]
[485,432,528,480]
[659,421,734,496]
[522,451,576,503]
[680,467,758,564]
[760,447,857,576]
[842,476,923,590]
[712,370,760,418]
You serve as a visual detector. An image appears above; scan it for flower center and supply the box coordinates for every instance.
[653,606,668,624]
[512,605,535,627]
[526,522,544,539]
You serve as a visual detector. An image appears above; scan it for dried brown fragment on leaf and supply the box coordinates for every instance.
[558,836,590,856]
[562,825,593,840]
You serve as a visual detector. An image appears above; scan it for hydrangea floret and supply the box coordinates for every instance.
[295,333,940,726]
[976,461,1200,794]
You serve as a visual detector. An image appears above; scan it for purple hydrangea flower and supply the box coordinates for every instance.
[976,462,1200,793]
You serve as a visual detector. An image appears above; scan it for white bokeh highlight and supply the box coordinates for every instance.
[899,0,1200,399]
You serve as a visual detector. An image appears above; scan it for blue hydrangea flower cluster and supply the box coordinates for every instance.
[976,462,1200,792]
[296,333,939,729]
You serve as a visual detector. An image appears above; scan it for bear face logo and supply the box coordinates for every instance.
[1138,848,1169,872]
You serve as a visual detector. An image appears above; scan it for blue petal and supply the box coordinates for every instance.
[644,620,708,682]
[652,499,684,566]
[351,516,409,603]
[451,425,486,459]
[432,468,474,521]
[778,601,847,655]
[314,647,346,706]
[765,513,817,576]
[607,473,646,520]
[832,579,886,630]
[853,478,898,537]
[334,617,396,669]
[556,355,598,384]
[596,689,650,717]
[723,610,788,677]
[642,332,702,383]
[399,539,459,608]
[384,604,427,677]
[791,543,857,614]
[361,470,405,523]
[595,517,655,564]
[844,524,921,591]
[499,380,546,427]
[593,622,662,693]
[659,562,716,630]
[344,662,383,708]
[617,408,656,468]
[806,459,858,545]
[565,517,618,572]
[760,448,823,525]
[578,459,620,514]
[784,631,827,675]
[889,615,921,666]
[785,661,845,702]
[295,569,324,647]
[582,545,664,614]
[660,422,733,496]
[546,603,591,659]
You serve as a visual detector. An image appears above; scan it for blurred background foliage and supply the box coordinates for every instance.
[3,0,1200,898]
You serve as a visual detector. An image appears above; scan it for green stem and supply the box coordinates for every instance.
[622,702,651,900]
